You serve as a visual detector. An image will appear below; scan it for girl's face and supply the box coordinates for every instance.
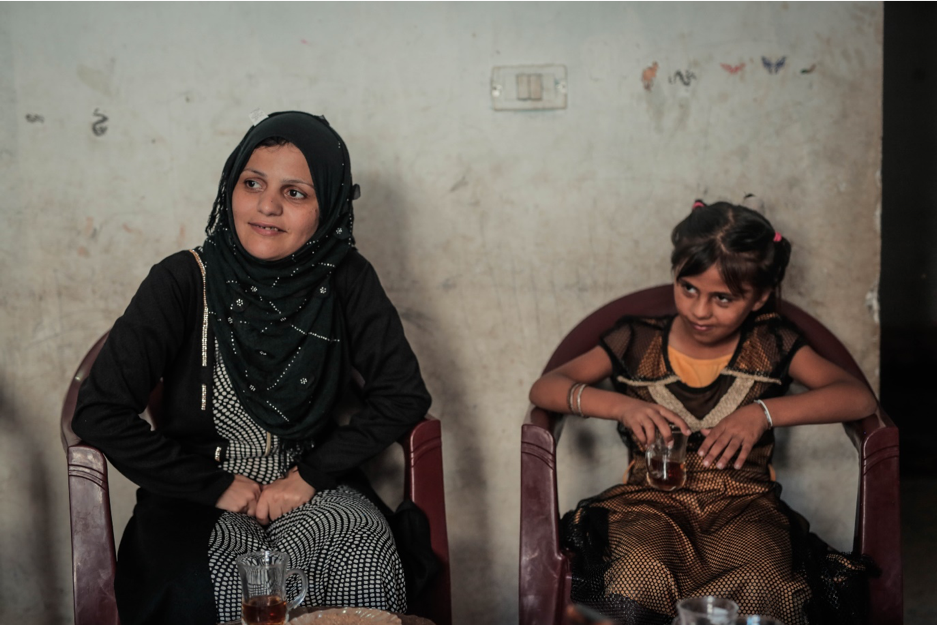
[673,264,770,351]
[231,143,319,261]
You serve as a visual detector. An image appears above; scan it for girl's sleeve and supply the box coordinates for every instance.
[598,317,636,376]
[296,254,432,492]
[773,315,810,380]
[72,254,234,506]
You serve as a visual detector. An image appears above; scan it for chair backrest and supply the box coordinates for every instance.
[63,330,451,625]
[61,332,120,625]
[543,284,869,385]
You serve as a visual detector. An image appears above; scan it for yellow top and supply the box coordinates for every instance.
[668,346,733,388]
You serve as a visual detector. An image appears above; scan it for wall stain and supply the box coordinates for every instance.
[449,175,468,193]
[91,109,108,137]
[77,60,115,95]
[641,62,659,91]
[668,70,697,86]
[800,64,817,74]
[25,114,44,123]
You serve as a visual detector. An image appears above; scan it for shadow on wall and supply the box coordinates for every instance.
[0,381,60,625]
[354,173,494,617]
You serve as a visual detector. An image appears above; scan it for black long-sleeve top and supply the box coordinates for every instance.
[73,248,431,506]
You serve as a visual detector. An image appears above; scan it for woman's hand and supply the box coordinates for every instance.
[255,467,316,525]
[216,474,262,516]
[698,403,769,470]
[616,398,690,447]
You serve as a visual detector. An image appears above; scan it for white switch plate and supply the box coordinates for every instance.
[491,64,567,111]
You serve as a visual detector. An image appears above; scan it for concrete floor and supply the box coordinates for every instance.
[902,477,937,624]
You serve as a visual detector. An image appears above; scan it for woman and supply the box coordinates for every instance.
[73,111,432,624]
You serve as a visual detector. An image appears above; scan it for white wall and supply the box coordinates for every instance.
[0,3,882,623]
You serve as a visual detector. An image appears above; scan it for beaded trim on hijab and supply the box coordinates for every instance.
[199,111,359,440]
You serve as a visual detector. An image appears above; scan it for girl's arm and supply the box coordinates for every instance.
[529,346,689,446]
[698,345,878,470]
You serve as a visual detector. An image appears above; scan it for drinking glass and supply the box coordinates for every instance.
[676,596,739,625]
[237,550,308,625]
[646,428,688,491]
[732,617,785,625]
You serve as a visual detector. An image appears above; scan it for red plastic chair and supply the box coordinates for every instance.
[519,285,902,625]
[62,330,451,625]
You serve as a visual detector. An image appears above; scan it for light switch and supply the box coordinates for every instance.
[492,65,567,110]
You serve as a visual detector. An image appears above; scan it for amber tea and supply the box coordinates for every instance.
[645,429,688,492]
[237,551,307,625]
[647,457,687,491]
[242,594,287,625]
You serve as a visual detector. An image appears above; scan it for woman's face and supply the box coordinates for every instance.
[231,143,319,261]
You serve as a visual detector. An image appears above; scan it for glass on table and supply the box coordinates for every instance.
[676,596,739,625]
[237,550,308,625]
[645,427,688,491]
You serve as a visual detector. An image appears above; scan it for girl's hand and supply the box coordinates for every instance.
[255,467,316,525]
[216,474,262,516]
[617,398,690,447]
[698,403,769,469]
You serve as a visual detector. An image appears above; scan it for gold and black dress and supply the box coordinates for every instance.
[561,312,873,625]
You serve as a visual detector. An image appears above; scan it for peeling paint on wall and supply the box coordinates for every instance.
[866,278,881,325]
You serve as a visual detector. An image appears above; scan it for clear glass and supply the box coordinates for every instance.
[676,596,740,625]
[646,428,688,491]
[237,550,308,625]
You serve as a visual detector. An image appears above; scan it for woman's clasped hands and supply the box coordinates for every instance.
[215,467,316,525]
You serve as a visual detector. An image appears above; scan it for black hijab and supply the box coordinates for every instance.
[200,111,358,440]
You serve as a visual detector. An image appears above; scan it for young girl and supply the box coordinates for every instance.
[529,200,878,625]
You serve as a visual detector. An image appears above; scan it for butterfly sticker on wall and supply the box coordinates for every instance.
[762,56,786,75]
[720,63,745,75]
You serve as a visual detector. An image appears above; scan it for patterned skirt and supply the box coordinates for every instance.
[208,486,405,622]
[562,437,872,625]
[208,346,405,621]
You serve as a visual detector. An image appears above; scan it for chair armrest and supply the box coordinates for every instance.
[526,405,569,444]
[520,406,571,625]
[66,443,120,625]
[842,407,902,625]
[401,416,451,625]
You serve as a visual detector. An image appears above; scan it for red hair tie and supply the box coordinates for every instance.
[773,231,782,243]
[692,200,705,210]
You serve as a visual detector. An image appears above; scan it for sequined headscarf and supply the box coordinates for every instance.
[200,111,358,440]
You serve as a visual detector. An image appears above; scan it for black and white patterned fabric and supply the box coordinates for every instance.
[207,343,405,621]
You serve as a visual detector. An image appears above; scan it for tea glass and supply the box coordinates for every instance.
[646,428,689,491]
[237,550,308,625]
[676,596,739,625]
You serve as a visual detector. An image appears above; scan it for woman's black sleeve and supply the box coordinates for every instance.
[296,255,432,491]
[72,254,234,505]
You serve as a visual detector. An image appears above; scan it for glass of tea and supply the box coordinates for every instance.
[676,596,739,625]
[645,427,688,491]
[237,550,308,625]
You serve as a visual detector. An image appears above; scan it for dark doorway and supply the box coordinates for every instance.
[881,3,937,477]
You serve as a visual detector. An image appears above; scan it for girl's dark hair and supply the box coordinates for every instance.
[670,201,792,300]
